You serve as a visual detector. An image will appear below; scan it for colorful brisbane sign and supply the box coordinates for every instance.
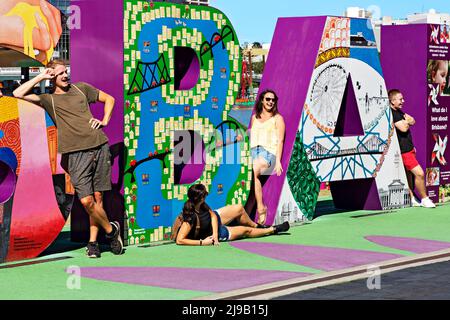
[0,0,416,263]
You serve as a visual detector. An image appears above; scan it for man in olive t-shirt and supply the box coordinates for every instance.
[13,59,124,257]
[39,81,109,154]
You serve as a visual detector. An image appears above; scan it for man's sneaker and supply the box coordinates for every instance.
[107,221,124,255]
[86,241,101,258]
[421,197,436,208]
[273,221,290,234]
[411,197,421,207]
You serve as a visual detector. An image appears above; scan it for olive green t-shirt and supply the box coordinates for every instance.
[39,82,108,154]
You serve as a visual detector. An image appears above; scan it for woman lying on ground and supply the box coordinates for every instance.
[176,183,290,246]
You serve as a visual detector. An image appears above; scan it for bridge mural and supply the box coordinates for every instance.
[123,1,249,244]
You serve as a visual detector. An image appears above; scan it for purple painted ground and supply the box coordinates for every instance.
[365,236,450,254]
[230,242,403,271]
[75,238,450,292]
[76,267,310,292]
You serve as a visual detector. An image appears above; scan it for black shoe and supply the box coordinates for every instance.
[273,221,290,234]
[256,223,271,229]
[107,221,124,255]
[86,241,101,258]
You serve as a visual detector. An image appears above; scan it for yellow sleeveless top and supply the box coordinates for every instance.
[250,115,278,155]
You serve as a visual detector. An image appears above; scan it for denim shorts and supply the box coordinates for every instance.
[213,210,230,241]
[251,146,276,168]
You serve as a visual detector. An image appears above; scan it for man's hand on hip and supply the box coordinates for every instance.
[89,118,107,130]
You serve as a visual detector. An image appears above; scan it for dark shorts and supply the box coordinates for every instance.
[402,149,420,171]
[213,210,230,241]
[61,143,112,199]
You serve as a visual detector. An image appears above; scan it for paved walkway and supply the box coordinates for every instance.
[274,260,450,300]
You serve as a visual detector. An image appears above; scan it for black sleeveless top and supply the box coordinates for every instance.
[185,207,213,240]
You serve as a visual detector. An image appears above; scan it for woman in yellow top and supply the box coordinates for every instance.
[250,89,285,225]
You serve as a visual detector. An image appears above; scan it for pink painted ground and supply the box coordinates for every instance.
[230,242,403,271]
[77,267,310,292]
[365,236,450,254]
[72,237,450,292]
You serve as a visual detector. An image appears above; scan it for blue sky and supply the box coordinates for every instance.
[210,0,450,43]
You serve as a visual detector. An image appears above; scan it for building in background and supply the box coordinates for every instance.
[344,7,372,19]
[407,9,450,24]
[371,17,408,51]
[49,0,70,61]
[344,7,450,52]
[373,10,450,51]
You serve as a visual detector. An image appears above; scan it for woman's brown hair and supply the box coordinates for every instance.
[254,89,279,119]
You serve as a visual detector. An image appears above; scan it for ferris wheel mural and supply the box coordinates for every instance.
[302,56,392,181]
[297,17,409,202]
[308,63,347,132]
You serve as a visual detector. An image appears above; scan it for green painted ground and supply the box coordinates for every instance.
[0,202,449,300]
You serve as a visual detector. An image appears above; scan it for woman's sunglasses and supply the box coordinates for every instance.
[264,97,276,102]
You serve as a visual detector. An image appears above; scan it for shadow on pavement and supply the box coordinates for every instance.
[39,231,85,257]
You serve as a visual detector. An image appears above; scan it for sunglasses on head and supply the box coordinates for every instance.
[264,97,276,102]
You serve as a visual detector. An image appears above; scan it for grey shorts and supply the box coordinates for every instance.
[61,143,112,199]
